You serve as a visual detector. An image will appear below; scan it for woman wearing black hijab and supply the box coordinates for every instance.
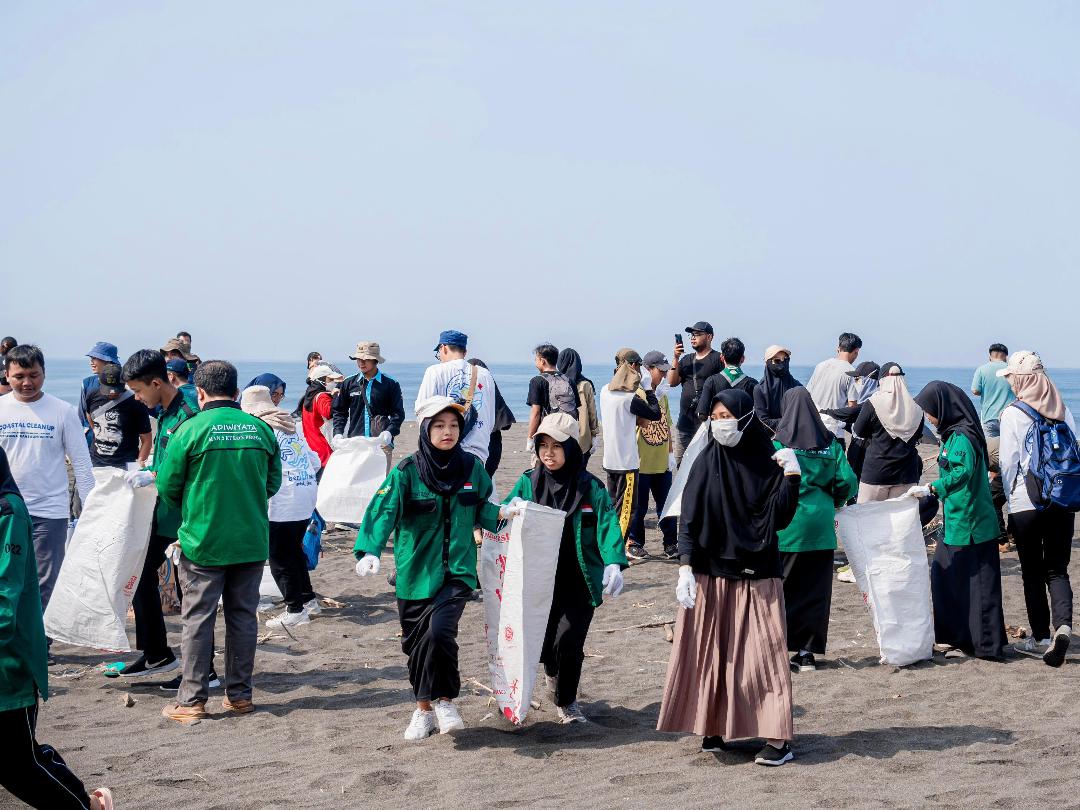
[557,348,600,460]
[657,389,802,766]
[354,397,516,741]
[911,381,1005,660]
[503,412,628,723]
[0,449,115,808]
[772,387,858,671]
[754,346,802,433]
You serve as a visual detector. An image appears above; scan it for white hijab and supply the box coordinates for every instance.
[868,373,923,442]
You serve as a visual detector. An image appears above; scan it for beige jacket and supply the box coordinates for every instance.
[577,380,600,453]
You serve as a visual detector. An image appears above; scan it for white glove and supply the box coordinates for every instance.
[602,564,624,597]
[907,485,932,498]
[166,542,181,566]
[378,431,393,448]
[331,434,344,450]
[640,373,653,392]
[668,452,677,472]
[499,502,526,521]
[676,565,696,610]
[124,470,155,488]
[355,554,381,577]
[771,448,801,476]
[525,436,535,452]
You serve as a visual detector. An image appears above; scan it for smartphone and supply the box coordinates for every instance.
[674,333,683,347]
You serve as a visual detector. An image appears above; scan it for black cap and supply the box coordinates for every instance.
[684,321,713,335]
[97,363,126,395]
[845,361,881,379]
[878,361,904,378]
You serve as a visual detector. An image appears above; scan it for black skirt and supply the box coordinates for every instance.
[930,540,1006,659]
[780,549,834,654]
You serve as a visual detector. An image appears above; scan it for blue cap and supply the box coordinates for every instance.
[165,359,190,377]
[434,330,468,351]
[86,341,119,364]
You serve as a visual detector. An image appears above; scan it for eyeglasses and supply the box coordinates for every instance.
[688,331,706,338]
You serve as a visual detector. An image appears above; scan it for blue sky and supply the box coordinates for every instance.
[3,2,1078,367]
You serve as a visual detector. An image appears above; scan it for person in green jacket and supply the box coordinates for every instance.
[911,381,1006,660]
[503,412,629,724]
[354,396,513,741]
[772,388,858,672]
[109,348,200,682]
[156,360,282,723]
[0,449,114,809]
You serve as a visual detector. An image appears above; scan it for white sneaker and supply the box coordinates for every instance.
[556,702,587,724]
[304,598,322,616]
[403,708,437,741]
[266,608,310,628]
[836,565,856,584]
[1013,636,1051,656]
[433,699,465,733]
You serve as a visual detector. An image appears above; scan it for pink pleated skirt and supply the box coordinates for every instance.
[657,573,793,741]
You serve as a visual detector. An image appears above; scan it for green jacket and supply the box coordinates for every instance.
[504,471,628,607]
[773,439,857,553]
[929,433,999,546]
[355,456,502,600]
[0,493,48,711]
[149,389,199,539]
[157,401,282,566]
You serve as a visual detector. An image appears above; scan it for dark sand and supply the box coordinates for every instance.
[32,423,1080,809]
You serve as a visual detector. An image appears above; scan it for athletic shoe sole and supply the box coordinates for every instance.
[120,658,180,678]
[1043,635,1070,668]
[755,750,794,766]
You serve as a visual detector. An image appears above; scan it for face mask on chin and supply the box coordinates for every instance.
[710,418,743,447]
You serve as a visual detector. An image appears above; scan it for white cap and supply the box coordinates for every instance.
[415,395,463,421]
[996,350,1044,378]
[309,364,344,382]
[535,412,579,444]
[764,344,791,361]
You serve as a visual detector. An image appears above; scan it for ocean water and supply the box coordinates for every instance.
[37,358,1080,423]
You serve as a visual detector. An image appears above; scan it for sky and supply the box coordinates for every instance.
[3,2,1079,368]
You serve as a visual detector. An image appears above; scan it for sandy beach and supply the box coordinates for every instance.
[29,422,1080,810]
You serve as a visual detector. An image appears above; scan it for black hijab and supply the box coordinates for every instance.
[914,381,988,467]
[758,355,802,419]
[0,446,21,500]
[556,348,593,390]
[681,389,791,578]
[416,407,472,495]
[773,387,834,451]
[302,379,328,412]
[530,434,588,515]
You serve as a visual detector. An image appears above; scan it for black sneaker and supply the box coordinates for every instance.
[1043,627,1071,668]
[625,543,649,562]
[754,742,794,766]
[701,735,726,752]
[662,544,679,560]
[790,653,817,672]
[157,670,221,692]
[116,653,179,678]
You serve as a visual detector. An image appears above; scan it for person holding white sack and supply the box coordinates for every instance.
[502,412,628,724]
[354,396,517,741]
[241,385,322,629]
[657,389,801,767]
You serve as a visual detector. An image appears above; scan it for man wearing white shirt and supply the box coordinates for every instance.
[805,332,862,443]
[0,345,94,610]
[414,330,496,465]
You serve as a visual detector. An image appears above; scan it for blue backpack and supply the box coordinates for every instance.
[1012,401,1080,512]
[303,512,325,571]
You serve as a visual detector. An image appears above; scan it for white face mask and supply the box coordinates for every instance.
[710,418,743,447]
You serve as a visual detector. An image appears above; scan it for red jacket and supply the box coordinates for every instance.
[302,392,334,465]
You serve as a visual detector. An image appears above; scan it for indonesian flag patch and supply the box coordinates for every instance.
[463,481,475,492]
[581,503,593,514]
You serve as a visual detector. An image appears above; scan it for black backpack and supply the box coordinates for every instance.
[543,372,579,419]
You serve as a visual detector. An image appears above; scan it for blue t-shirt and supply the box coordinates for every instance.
[971,360,1015,423]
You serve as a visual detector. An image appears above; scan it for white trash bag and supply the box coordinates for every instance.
[660,422,709,522]
[480,502,566,725]
[835,497,934,666]
[44,468,157,652]
[316,436,387,524]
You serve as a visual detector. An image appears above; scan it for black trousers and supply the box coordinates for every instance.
[541,572,595,707]
[989,475,1007,538]
[1009,507,1075,639]
[0,704,91,809]
[604,469,637,543]
[628,470,675,547]
[781,549,834,654]
[486,431,503,479]
[132,532,174,661]
[268,519,315,612]
[398,579,471,702]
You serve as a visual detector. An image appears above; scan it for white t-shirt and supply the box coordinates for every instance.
[805,357,855,437]
[415,359,496,463]
[0,392,95,518]
[999,403,1077,515]
[269,428,321,522]
[599,385,640,472]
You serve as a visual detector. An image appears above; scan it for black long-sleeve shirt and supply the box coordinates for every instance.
[331,371,405,439]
